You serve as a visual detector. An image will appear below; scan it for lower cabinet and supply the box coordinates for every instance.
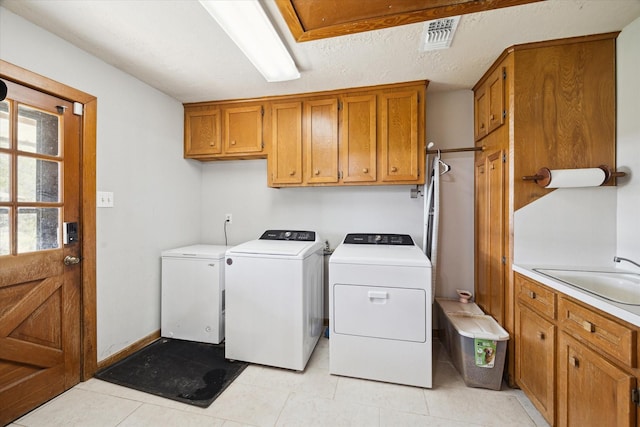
[515,272,639,426]
[515,303,555,423]
[557,332,636,427]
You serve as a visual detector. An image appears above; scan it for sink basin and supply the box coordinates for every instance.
[533,269,640,305]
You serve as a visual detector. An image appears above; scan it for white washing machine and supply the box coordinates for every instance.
[329,233,432,388]
[161,244,229,344]
[224,230,324,371]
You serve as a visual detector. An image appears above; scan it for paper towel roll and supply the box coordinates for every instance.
[545,167,606,188]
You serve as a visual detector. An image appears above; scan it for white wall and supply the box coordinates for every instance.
[0,7,203,361]
[616,16,640,271]
[514,16,640,270]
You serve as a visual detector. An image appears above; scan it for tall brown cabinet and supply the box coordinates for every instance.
[473,32,618,399]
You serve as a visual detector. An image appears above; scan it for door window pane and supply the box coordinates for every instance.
[0,207,8,255]
[17,156,60,203]
[17,104,60,156]
[0,100,8,149]
[0,153,8,202]
[17,207,60,253]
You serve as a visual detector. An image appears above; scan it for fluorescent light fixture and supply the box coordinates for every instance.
[200,0,300,82]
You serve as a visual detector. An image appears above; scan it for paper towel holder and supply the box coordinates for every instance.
[522,165,626,187]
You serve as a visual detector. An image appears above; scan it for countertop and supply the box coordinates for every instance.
[513,264,640,328]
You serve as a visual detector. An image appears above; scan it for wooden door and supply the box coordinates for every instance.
[270,101,302,185]
[0,80,82,424]
[474,83,487,140]
[487,150,505,324]
[340,94,376,183]
[223,104,263,155]
[487,67,505,134]
[379,90,419,182]
[515,304,555,424]
[184,107,222,157]
[557,333,636,427]
[474,156,489,312]
[305,98,338,184]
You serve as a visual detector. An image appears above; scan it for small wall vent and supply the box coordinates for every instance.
[421,16,460,51]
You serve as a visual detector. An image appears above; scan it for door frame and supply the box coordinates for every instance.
[1,59,98,379]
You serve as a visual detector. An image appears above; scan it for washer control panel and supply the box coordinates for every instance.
[343,233,414,245]
[259,230,316,241]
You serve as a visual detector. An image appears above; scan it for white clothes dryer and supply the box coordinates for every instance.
[224,230,324,371]
[329,233,432,388]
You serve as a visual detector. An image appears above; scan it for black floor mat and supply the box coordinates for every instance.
[94,338,247,408]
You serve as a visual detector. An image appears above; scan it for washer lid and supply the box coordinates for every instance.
[227,239,320,257]
[161,244,230,258]
[330,243,431,267]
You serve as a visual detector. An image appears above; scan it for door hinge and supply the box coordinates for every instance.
[502,110,506,119]
[338,171,343,180]
[73,102,83,116]
[632,388,640,406]
[502,152,506,163]
[502,256,506,265]
[338,101,342,111]
[261,106,264,116]
[261,141,265,149]
[502,68,507,80]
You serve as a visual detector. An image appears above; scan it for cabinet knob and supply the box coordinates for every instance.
[314,169,320,175]
[490,114,495,121]
[209,141,215,147]
[480,123,485,129]
[582,320,595,333]
[528,290,536,299]
[231,140,237,145]
[391,166,397,173]
[537,331,545,340]
[569,356,579,368]
[362,168,368,174]
[289,170,296,176]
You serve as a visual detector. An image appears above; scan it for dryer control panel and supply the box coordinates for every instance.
[259,230,316,241]
[344,233,414,245]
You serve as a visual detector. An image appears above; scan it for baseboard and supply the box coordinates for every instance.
[97,330,160,371]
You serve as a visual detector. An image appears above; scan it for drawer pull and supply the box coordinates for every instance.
[528,290,536,299]
[569,356,579,368]
[231,140,237,145]
[490,114,495,121]
[582,321,595,333]
[537,331,545,340]
[362,168,368,174]
[289,170,296,176]
[391,166,398,173]
[314,169,320,175]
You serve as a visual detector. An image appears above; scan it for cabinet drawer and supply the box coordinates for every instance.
[559,297,636,368]
[516,274,557,319]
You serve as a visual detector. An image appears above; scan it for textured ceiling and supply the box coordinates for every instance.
[2,0,639,103]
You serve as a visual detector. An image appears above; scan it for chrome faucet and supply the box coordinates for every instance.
[613,256,640,269]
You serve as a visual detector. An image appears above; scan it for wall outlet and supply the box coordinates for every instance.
[225,213,232,224]
[97,191,114,208]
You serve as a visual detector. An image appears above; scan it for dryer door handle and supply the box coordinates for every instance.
[368,291,389,300]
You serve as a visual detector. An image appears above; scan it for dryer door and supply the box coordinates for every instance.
[333,284,426,342]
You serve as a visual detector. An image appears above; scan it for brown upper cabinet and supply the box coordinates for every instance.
[185,81,427,187]
[268,81,426,187]
[184,102,266,160]
[474,66,505,141]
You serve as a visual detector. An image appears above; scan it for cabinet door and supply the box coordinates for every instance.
[305,98,339,184]
[224,104,263,154]
[557,333,636,427]
[475,157,489,312]
[515,304,555,424]
[379,90,420,182]
[487,150,505,325]
[340,94,376,183]
[184,108,221,157]
[270,102,302,185]
[487,67,505,133]
[474,84,488,140]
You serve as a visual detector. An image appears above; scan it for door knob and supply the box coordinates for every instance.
[64,255,81,266]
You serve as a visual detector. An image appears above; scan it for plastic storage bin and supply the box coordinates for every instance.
[435,298,484,358]
[435,298,509,390]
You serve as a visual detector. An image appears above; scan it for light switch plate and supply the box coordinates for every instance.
[97,191,114,208]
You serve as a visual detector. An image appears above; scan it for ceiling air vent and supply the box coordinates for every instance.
[421,16,460,51]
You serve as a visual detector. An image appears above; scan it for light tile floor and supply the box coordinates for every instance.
[11,338,550,427]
